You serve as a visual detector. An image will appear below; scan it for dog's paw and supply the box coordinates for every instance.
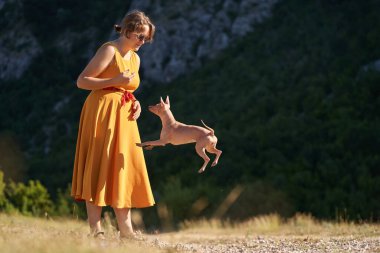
[211,161,218,167]
[144,145,154,150]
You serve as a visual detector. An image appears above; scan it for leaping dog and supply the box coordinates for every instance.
[137,96,222,173]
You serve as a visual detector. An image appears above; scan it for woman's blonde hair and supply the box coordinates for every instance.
[114,10,155,42]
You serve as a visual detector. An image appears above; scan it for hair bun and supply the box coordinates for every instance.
[114,24,122,33]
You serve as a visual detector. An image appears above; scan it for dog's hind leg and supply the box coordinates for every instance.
[206,145,222,167]
[195,143,210,173]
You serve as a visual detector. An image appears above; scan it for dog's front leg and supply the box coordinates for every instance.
[136,139,167,150]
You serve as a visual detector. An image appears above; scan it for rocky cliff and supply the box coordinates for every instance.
[1,0,278,83]
[128,0,279,83]
[0,0,40,80]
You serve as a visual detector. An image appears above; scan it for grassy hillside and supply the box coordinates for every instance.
[137,0,380,221]
[0,0,379,223]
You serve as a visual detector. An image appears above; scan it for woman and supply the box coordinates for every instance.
[71,10,155,239]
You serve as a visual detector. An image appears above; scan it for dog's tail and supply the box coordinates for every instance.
[201,120,215,136]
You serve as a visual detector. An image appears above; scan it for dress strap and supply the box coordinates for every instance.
[103,42,130,59]
[102,42,121,57]
[101,42,127,71]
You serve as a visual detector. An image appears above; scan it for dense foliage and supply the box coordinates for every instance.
[0,171,85,217]
[0,0,379,224]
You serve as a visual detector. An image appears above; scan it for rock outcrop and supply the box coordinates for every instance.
[0,0,278,83]
[0,0,41,80]
[122,0,279,83]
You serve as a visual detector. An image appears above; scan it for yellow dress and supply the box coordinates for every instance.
[71,42,155,208]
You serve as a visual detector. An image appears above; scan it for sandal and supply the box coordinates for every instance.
[93,231,106,240]
[119,231,145,242]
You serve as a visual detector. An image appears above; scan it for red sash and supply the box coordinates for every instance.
[103,87,136,106]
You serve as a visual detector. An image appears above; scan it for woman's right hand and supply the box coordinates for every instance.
[114,69,135,85]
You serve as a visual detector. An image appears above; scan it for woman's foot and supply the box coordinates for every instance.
[119,231,145,241]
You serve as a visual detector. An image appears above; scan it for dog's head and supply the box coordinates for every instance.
[148,96,170,116]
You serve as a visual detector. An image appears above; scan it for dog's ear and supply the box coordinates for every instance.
[165,96,170,105]
[160,96,165,105]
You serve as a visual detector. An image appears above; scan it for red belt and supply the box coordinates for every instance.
[103,87,136,106]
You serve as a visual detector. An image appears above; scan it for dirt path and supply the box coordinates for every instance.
[143,233,380,253]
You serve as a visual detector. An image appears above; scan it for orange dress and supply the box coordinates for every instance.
[71,42,155,208]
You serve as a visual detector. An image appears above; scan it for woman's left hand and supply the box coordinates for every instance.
[132,100,141,120]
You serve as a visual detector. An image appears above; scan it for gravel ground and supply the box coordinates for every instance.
[141,233,380,253]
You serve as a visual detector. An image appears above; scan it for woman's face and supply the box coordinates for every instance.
[128,24,150,51]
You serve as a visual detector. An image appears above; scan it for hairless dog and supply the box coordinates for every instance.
[137,96,222,173]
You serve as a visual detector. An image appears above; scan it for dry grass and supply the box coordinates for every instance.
[0,213,164,253]
[0,213,379,253]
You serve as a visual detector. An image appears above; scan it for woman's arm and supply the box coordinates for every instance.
[76,45,135,90]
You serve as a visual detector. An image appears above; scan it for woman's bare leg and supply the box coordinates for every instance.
[86,201,103,235]
[113,207,134,237]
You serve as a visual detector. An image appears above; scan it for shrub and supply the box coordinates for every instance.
[5,179,53,216]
